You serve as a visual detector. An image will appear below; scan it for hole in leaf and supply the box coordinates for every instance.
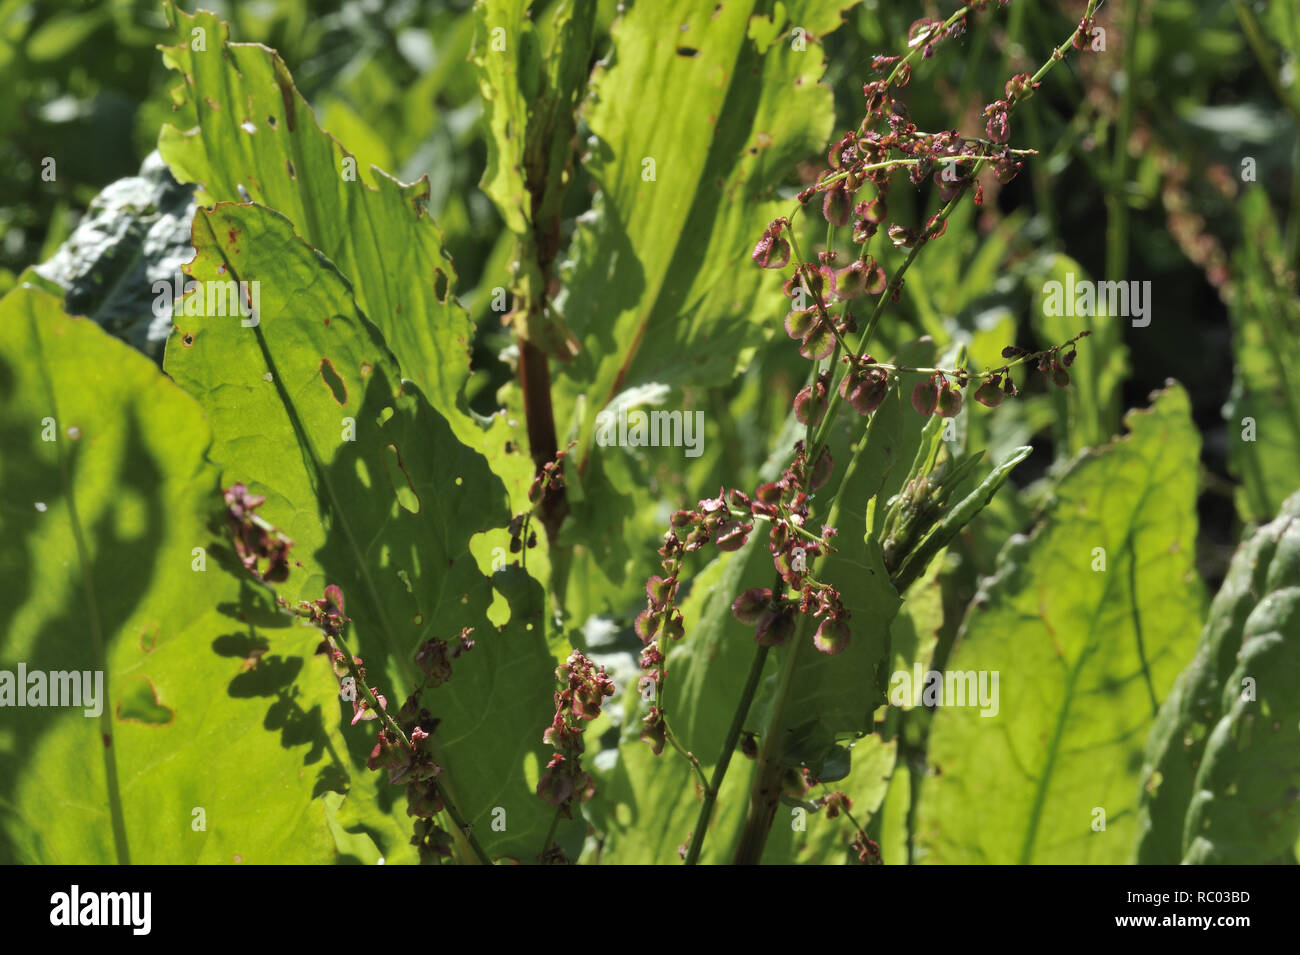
[286,159,296,179]
[319,358,347,405]
[382,444,421,514]
[433,268,449,303]
[240,120,258,134]
[676,46,700,57]
[267,114,277,128]
[182,332,194,347]
[116,676,174,725]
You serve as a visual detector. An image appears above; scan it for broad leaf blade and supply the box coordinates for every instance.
[162,202,557,862]
[1222,190,1300,523]
[557,0,857,459]
[0,287,349,863]
[913,384,1205,863]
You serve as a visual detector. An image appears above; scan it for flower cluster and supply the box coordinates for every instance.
[851,832,883,865]
[635,487,758,752]
[538,651,614,817]
[304,585,390,725]
[223,482,292,582]
[298,581,478,864]
[414,627,475,689]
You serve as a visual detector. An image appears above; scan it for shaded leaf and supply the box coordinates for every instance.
[913,384,1204,863]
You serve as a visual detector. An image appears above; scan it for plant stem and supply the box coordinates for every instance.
[729,2,1101,866]
[1105,0,1141,284]
[539,807,562,861]
[683,643,771,865]
[331,631,494,866]
[665,726,711,793]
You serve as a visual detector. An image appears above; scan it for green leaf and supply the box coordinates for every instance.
[157,6,498,452]
[162,202,557,863]
[913,384,1205,863]
[890,444,1032,593]
[472,0,535,236]
[1135,490,1300,864]
[556,0,857,464]
[0,286,350,863]
[1222,190,1300,524]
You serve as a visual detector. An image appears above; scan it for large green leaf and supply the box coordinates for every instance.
[156,4,533,511]
[913,384,1205,863]
[1135,490,1300,864]
[0,286,350,863]
[162,202,557,862]
[1222,190,1300,523]
[555,0,856,460]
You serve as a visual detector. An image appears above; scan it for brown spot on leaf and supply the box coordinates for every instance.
[278,76,296,132]
[319,358,347,405]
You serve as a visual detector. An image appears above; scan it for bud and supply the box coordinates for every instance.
[937,383,963,417]
[732,588,772,625]
[911,378,939,415]
[785,306,816,341]
[973,380,1004,408]
[841,366,890,415]
[753,231,791,270]
[823,185,852,227]
[755,607,796,647]
[662,610,685,641]
[716,520,751,552]
[813,618,850,655]
[794,382,828,426]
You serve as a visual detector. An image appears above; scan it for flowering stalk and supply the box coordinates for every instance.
[300,584,491,865]
[727,0,1102,865]
[537,650,615,862]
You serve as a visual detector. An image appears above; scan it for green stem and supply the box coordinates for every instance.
[684,643,771,865]
[331,631,494,866]
[730,2,1101,866]
[665,726,711,793]
[1105,0,1142,283]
